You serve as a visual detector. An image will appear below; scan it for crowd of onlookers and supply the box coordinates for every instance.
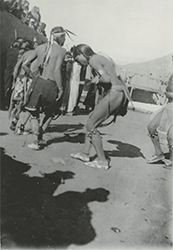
[0,0,47,37]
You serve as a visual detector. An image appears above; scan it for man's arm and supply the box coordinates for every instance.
[13,56,23,80]
[90,56,118,86]
[22,49,37,66]
[22,50,37,76]
[54,48,66,100]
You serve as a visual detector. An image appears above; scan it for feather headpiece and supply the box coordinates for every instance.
[51,26,76,41]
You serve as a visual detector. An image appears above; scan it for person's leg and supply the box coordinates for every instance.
[37,113,52,142]
[8,90,15,119]
[9,90,19,130]
[71,90,124,165]
[71,131,92,162]
[85,91,124,165]
[27,110,40,149]
[147,110,165,163]
[41,115,52,133]
[16,110,31,134]
[82,132,92,155]
[164,125,173,168]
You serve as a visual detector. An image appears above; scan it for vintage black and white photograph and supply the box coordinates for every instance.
[0,0,172,249]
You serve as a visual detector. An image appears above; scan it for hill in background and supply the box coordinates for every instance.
[117,54,172,91]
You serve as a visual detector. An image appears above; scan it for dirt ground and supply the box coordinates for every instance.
[0,108,172,250]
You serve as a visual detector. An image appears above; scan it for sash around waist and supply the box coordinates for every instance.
[39,76,55,83]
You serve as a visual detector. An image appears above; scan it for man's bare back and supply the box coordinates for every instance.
[35,43,66,82]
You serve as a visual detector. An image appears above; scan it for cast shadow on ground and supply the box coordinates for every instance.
[1,147,110,249]
[46,131,109,146]
[106,140,145,158]
[47,123,84,133]
[47,132,86,145]
[0,132,8,136]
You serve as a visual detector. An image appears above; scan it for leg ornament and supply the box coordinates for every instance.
[87,129,99,139]
[148,130,158,138]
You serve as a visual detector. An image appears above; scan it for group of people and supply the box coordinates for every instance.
[4,24,173,170]
[3,37,39,110]
[1,0,46,37]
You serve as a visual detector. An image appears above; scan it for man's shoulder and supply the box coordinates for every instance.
[61,47,66,55]
[23,49,34,57]
[53,44,66,56]
[54,43,66,51]
[36,43,47,52]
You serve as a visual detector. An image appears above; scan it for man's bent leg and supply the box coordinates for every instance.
[27,110,41,150]
[147,111,164,161]
[85,91,123,164]
[147,112,165,163]
[37,114,52,143]
[87,126,106,162]
[166,125,173,166]
[16,111,31,134]
[82,131,92,156]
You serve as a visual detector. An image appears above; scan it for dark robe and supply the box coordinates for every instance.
[4,47,20,106]
[61,60,73,112]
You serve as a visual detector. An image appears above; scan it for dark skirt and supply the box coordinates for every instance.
[25,77,58,113]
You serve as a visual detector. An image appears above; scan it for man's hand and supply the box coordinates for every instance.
[91,75,99,84]
[22,64,32,78]
[56,87,63,101]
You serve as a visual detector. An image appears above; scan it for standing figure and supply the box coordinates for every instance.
[71,44,132,169]
[21,26,66,150]
[147,74,173,169]
[9,43,38,132]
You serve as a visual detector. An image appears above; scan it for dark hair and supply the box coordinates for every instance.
[73,44,95,60]
[12,41,22,48]
[51,26,64,34]
[21,40,34,50]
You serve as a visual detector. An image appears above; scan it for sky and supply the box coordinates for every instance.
[28,0,173,65]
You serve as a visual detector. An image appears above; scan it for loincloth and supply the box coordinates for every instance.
[25,76,58,113]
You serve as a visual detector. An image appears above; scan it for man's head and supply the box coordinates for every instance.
[64,51,73,62]
[51,26,66,46]
[73,44,95,66]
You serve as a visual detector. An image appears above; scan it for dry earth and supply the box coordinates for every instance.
[0,108,172,250]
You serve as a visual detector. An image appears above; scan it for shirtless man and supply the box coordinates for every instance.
[147,74,173,169]
[71,44,132,169]
[22,26,66,149]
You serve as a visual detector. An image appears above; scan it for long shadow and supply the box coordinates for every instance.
[106,140,144,158]
[47,132,85,145]
[0,132,8,136]
[1,147,109,249]
[46,125,109,146]
[47,123,84,133]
